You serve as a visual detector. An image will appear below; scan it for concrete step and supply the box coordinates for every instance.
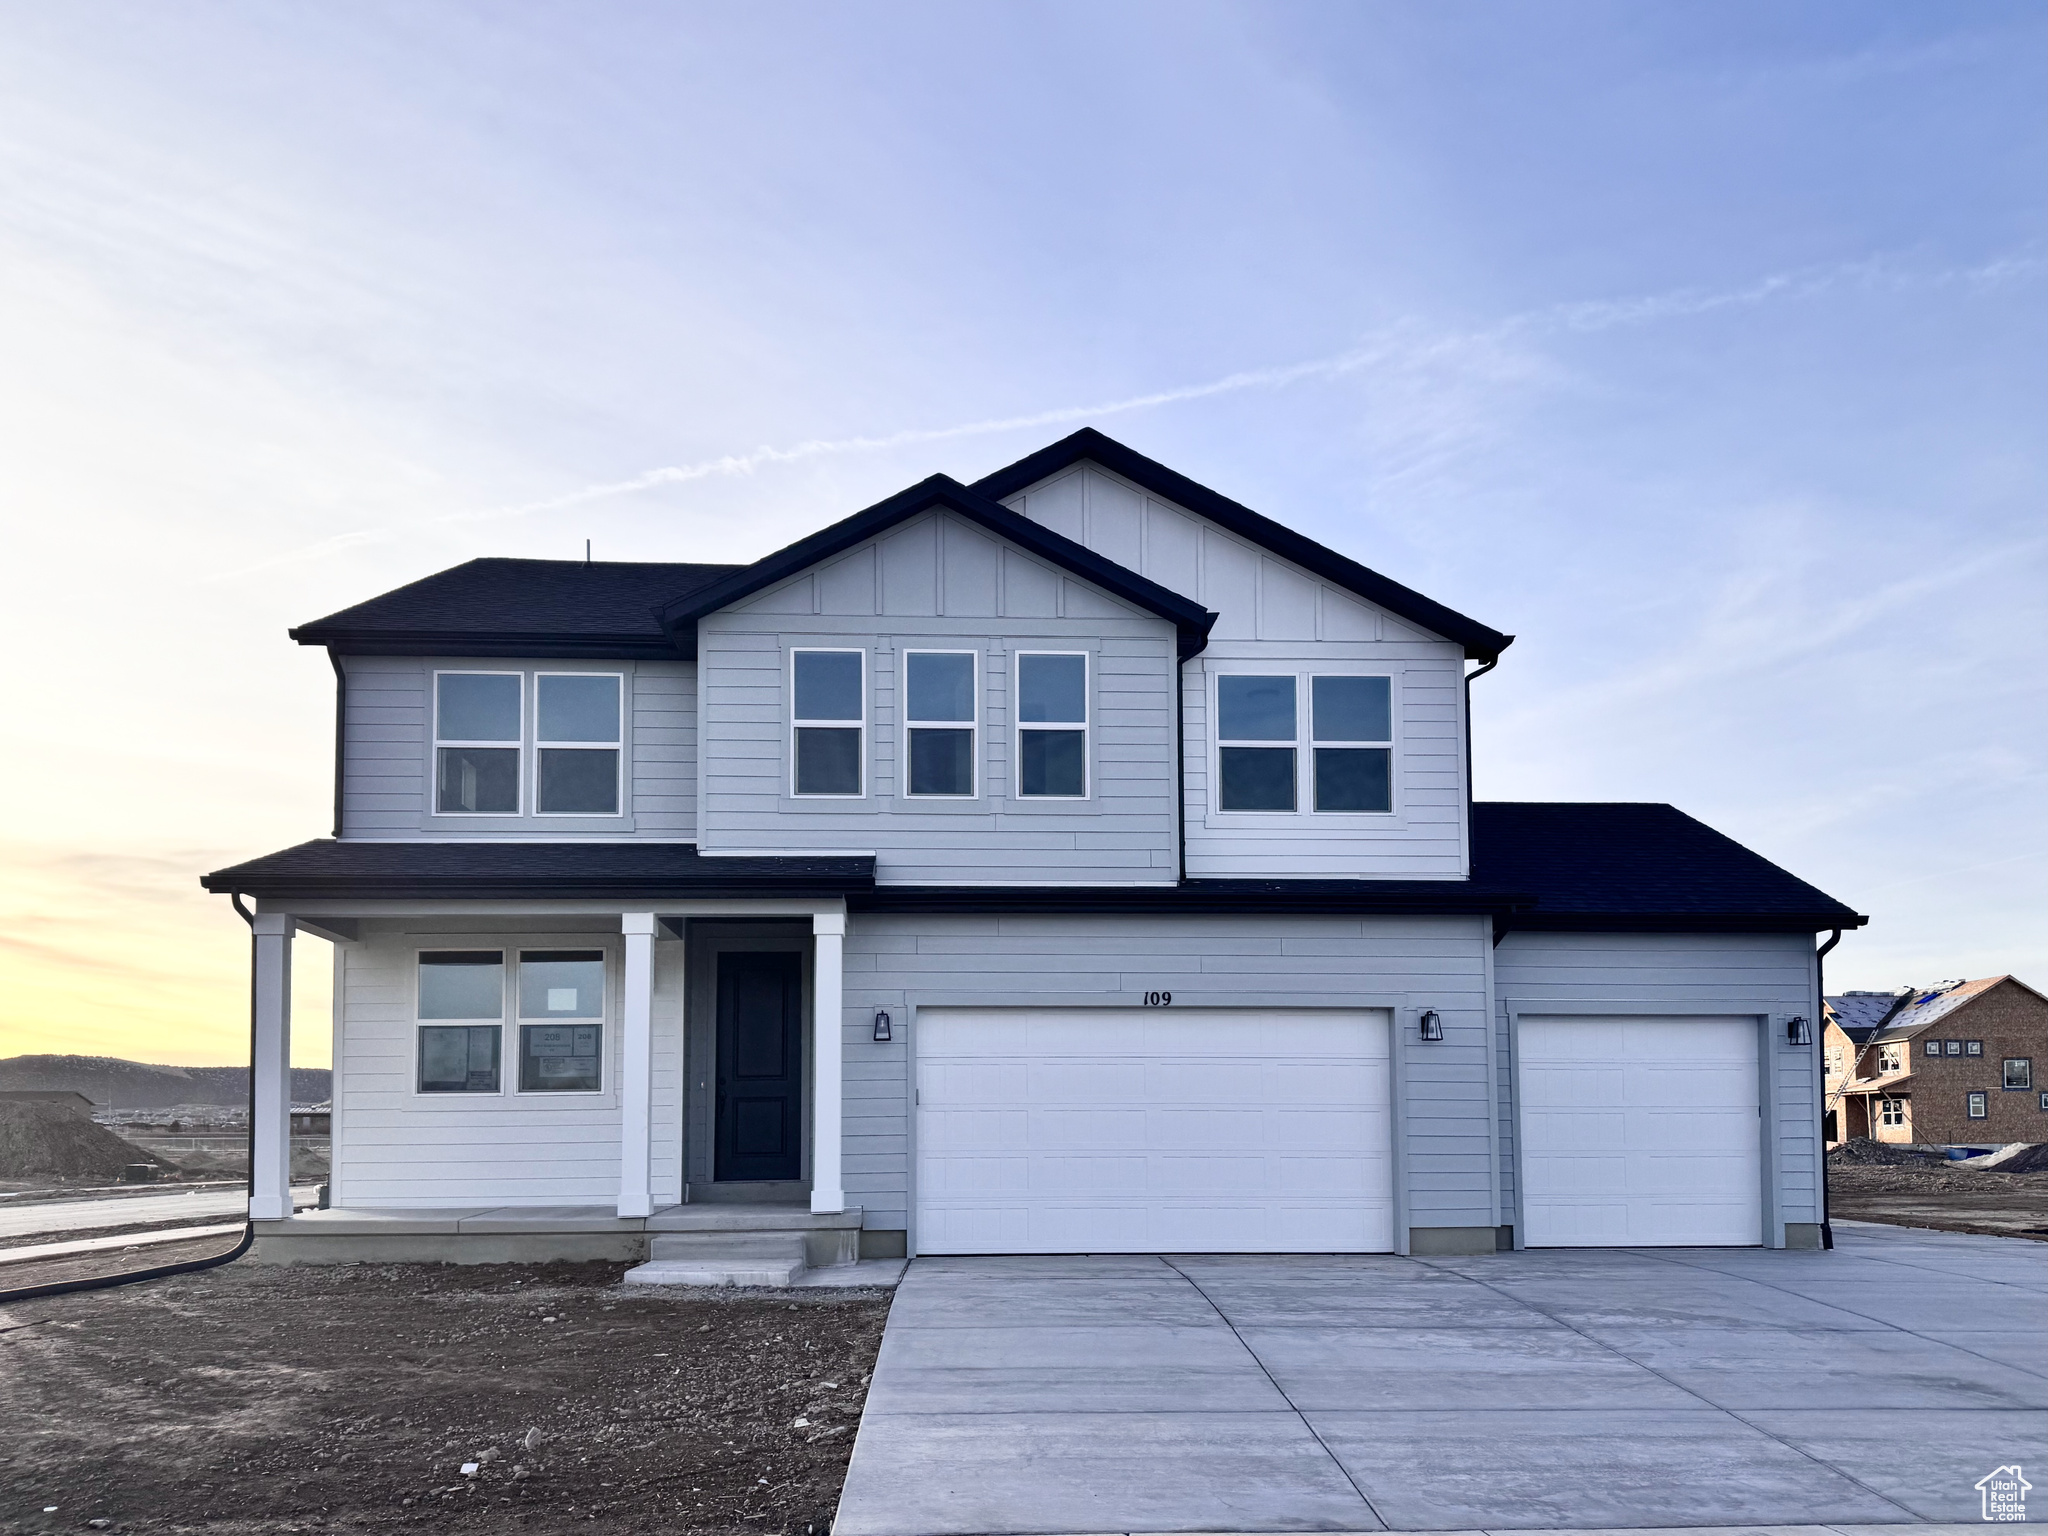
[624,1233,810,1288]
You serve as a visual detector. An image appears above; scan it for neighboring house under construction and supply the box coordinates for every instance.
[1824,976,2048,1147]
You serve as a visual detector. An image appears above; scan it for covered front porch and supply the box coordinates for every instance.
[219,874,878,1280]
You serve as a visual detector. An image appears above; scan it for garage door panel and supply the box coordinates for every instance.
[1521,1016,1761,1248]
[916,1008,1392,1255]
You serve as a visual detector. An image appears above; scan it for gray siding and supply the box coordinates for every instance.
[839,912,1495,1236]
[1492,931,1822,1232]
[696,510,1180,884]
[337,656,696,839]
[1005,463,1470,879]
[330,924,684,1209]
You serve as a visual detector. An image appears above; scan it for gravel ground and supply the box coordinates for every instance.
[0,1258,891,1535]
[1827,1153,2048,1240]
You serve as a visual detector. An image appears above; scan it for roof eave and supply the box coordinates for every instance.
[292,629,685,660]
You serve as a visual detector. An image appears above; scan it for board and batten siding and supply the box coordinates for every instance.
[1003,463,1470,879]
[838,912,1496,1239]
[328,927,684,1208]
[336,656,697,839]
[695,509,1180,885]
[1492,931,1823,1235]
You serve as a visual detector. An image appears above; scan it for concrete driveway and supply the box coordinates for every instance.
[834,1222,2046,1533]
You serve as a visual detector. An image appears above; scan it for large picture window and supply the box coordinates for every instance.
[536,674,622,815]
[904,651,977,797]
[792,650,865,796]
[435,673,522,815]
[518,949,604,1092]
[416,950,505,1093]
[1312,676,1393,813]
[1016,652,1088,798]
[2005,1058,2033,1090]
[1217,675,1297,811]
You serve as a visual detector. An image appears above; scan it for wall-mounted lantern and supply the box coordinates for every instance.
[1786,1016,1812,1046]
[1417,1009,1444,1042]
[873,1010,893,1043]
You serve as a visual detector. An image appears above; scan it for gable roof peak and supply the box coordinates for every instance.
[972,428,1514,661]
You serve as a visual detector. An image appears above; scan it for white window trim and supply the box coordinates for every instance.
[1924,1039,1942,1056]
[533,671,626,818]
[1209,666,1400,819]
[1878,1096,1907,1127]
[412,946,508,1098]
[2003,1058,2033,1090]
[512,947,611,1096]
[1877,1044,1903,1075]
[790,647,866,799]
[1966,1091,1988,1119]
[901,649,979,799]
[1013,650,1090,801]
[432,670,525,818]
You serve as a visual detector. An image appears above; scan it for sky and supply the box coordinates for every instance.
[0,1,2041,1069]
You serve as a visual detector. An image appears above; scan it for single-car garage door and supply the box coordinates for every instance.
[915,1008,1393,1255]
[1519,1016,1762,1247]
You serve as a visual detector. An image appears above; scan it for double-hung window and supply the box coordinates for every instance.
[1016,652,1088,798]
[1967,1091,1988,1119]
[417,951,505,1093]
[436,673,522,814]
[1217,675,1298,811]
[904,651,976,797]
[536,675,621,814]
[518,950,605,1092]
[1311,676,1393,812]
[792,650,864,796]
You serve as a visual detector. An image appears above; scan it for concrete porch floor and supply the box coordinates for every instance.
[835,1221,2047,1534]
[250,1200,884,1274]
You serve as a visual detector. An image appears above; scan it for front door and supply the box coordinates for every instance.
[715,952,804,1182]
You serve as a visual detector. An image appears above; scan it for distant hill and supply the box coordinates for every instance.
[0,1055,331,1108]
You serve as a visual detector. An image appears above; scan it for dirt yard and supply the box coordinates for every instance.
[1827,1143,2048,1240]
[0,1256,892,1535]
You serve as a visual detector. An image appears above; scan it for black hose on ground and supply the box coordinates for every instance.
[0,896,262,1304]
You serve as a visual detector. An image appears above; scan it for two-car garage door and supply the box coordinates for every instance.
[915,1008,1393,1255]
[1519,1016,1763,1247]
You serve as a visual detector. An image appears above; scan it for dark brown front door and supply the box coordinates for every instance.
[714,952,804,1182]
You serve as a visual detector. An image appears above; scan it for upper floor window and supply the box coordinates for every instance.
[433,670,622,817]
[1944,1039,1963,1056]
[1017,652,1088,798]
[1965,1039,1984,1056]
[1217,675,1298,811]
[792,649,864,796]
[536,674,621,815]
[2005,1058,2033,1090]
[1312,676,1393,813]
[436,673,522,815]
[1924,1039,1941,1057]
[1216,672,1394,815]
[904,651,976,797]
[1877,1044,1903,1075]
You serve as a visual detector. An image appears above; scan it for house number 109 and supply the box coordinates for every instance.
[1143,991,1173,1007]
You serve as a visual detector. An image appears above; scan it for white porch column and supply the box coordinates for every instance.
[810,912,847,1214]
[618,912,657,1219]
[249,914,295,1221]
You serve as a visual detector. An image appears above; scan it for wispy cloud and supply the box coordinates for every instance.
[209,250,2041,583]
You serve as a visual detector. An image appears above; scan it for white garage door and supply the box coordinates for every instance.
[915,1008,1393,1255]
[1520,1016,1762,1247]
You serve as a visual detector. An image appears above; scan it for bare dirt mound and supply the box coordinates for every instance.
[0,1102,173,1179]
[1827,1137,1946,1167]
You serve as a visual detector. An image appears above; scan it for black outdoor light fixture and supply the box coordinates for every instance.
[1417,1009,1444,1042]
[1786,1016,1812,1046]
[873,1010,893,1043]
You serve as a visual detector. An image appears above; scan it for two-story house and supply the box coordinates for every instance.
[202,429,1865,1276]
[1825,976,2048,1148]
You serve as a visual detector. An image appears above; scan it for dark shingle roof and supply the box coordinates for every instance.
[1472,802,1866,932]
[291,558,741,658]
[1826,992,1909,1041]
[200,840,873,900]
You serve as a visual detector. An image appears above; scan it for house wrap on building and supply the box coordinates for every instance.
[202,430,1866,1275]
[1824,976,2048,1147]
